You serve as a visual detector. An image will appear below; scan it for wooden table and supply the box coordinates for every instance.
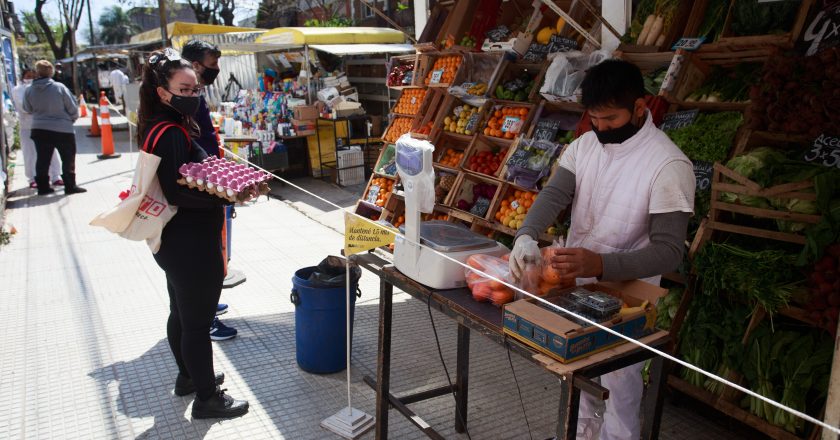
[351,253,672,440]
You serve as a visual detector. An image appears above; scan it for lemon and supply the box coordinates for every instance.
[516,206,525,215]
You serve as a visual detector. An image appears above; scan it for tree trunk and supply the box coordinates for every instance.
[34,0,67,60]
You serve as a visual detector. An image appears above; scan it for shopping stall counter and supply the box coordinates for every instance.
[350,252,672,440]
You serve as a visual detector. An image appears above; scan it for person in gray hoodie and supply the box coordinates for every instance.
[23,60,86,195]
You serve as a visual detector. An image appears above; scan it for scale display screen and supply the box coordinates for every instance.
[396,145,424,176]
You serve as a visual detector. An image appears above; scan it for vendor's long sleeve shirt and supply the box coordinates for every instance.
[515,167,690,281]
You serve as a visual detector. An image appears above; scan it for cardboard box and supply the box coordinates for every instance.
[503,281,667,363]
[291,118,317,136]
[293,105,319,121]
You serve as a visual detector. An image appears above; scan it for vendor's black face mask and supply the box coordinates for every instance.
[200,66,220,85]
[592,120,641,145]
[169,94,201,117]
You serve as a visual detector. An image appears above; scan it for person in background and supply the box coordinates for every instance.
[181,39,238,341]
[109,64,130,108]
[23,60,86,195]
[137,48,249,419]
[11,68,63,189]
[509,59,695,440]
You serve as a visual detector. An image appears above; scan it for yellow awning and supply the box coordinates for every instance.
[130,22,263,45]
[255,27,405,46]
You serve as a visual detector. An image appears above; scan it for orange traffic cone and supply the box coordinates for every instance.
[97,91,121,160]
[78,94,88,117]
[87,106,100,137]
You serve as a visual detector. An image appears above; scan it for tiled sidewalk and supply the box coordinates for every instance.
[0,128,757,439]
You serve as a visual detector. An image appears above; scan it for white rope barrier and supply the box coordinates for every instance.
[216,144,840,436]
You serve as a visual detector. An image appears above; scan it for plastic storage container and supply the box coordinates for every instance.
[291,266,359,374]
[567,288,623,321]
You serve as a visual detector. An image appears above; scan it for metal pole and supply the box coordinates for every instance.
[86,0,95,46]
[346,257,353,413]
[158,0,169,48]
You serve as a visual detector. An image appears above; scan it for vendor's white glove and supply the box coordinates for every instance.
[510,235,540,281]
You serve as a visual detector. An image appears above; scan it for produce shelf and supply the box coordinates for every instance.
[668,375,804,440]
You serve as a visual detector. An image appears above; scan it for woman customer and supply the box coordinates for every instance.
[23,60,85,195]
[137,48,248,419]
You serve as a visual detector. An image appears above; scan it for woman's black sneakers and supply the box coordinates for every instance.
[174,372,225,396]
[192,387,249,419]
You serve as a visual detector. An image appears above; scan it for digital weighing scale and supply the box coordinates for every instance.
[392,135,507,290]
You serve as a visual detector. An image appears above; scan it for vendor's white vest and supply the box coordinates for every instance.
[566,112,690,286]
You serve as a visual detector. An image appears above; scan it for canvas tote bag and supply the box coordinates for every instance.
[90,121,190,253]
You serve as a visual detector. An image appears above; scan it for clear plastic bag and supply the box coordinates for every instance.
[504,138,560,190]
[465,253,516,306]
[538,237,576,295]
[540,51,610,99]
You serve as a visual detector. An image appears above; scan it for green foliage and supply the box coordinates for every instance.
[98,6,141,45]
[665,112,743,163]
[304,17,353,27]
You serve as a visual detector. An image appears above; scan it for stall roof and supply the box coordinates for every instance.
[58,52,129,63]
[310,43,414,55]
[255,27,405,45]
[130,22,263,45]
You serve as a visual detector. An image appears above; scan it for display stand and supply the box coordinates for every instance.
[315,115,372,186]
[352,252,671,440]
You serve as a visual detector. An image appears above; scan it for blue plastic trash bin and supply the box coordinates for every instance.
[291,266,359,374]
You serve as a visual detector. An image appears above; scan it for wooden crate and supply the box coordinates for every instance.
[683,0,815,50]
[618,1,694,52]
[488,60,547,104]
[417,53,467,88]
[424,0,482,51]
[689,162,822,256]
[391,88,429,118]
[445,172,504,221]
[430,94,487,141]
[386,53,421,90]
[361,174,399,209]
[416,2,452,50]
[478,101,537,142]
[447,52,506,100]
[409,88,447,139]
[372,143,397,176]
[480,0,541,55]
[433,133,472,171]
[461,133,518,179]
[661,48,770,112]
[433,166,461,206]
[382,116,414,144]
[730,129,813,159]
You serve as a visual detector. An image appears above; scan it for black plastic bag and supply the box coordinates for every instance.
[306,256,362,288]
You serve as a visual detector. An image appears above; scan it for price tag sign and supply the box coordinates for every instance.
[430,69,445,84]
[659,109,699,131]
[692,160,714,191]
[533,118,562,142]
[470,197,491,217]
[671,37,706,51]
[804,133,840,169]
[501,116,523,133]
[366,185,381,204]
[466,113,481,132]
[803,3,840,56]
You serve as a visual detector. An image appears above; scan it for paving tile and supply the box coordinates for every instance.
[0,128,758,440]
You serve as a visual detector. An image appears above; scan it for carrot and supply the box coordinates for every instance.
[636,15,655,45]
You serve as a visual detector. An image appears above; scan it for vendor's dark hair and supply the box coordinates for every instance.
[181,40,222,63]
[137,51,198,145]
[581,59,645,112]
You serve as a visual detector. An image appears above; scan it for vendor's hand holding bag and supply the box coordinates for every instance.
[90,122,190,253]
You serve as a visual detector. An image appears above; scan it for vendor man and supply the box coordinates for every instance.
[509,59,695,440]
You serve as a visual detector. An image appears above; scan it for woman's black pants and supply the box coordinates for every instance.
[153,213,225,400]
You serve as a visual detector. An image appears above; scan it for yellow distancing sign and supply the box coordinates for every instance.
[344,212,396,256]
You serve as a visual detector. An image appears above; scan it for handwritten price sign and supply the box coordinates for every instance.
[430,69,444,84]
[804,134,840,169]
[501,116,523,133]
